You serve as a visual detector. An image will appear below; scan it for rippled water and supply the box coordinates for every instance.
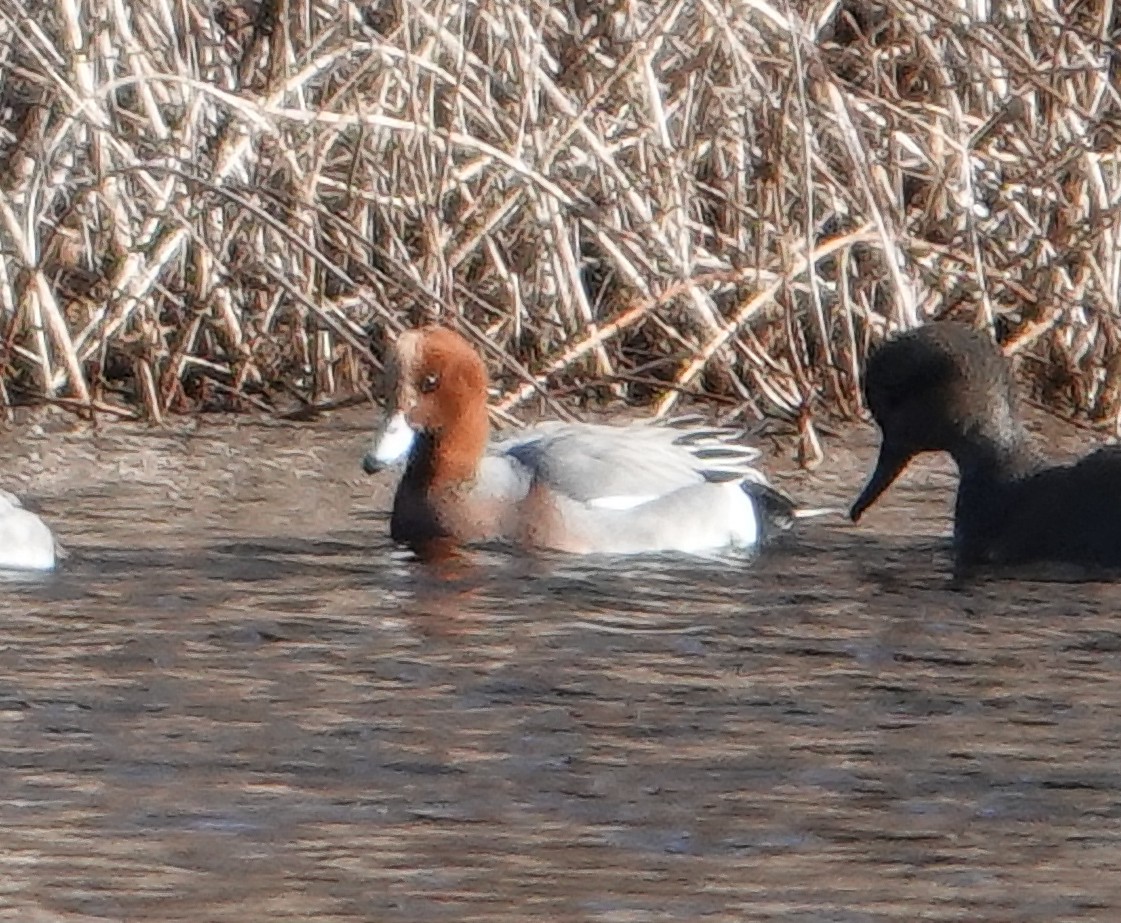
[2,410,1121,921]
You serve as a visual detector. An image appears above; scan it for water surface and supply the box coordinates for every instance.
[2,410,1120,921]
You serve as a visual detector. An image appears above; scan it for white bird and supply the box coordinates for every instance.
[0,489,57,571]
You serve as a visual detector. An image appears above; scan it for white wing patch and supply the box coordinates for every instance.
[587,495,658,511]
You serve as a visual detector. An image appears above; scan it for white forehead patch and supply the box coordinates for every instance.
[395,329,423,373]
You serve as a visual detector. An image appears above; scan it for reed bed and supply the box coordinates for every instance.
[0,0,1118,450]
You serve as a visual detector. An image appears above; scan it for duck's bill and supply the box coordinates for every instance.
[362,411,416,474]
[850,442,912,522]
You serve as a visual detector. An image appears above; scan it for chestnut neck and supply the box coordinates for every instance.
[409,401,490,490]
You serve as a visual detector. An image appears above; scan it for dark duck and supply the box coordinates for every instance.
[850,322,1121,573]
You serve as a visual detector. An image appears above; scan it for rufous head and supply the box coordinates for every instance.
[362,326,490,474]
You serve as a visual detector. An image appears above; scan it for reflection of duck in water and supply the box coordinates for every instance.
[852,322,1121,572]
[363,325,823,558]
[0,488,57,571]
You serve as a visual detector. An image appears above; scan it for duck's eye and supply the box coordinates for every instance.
[419,372,440,394]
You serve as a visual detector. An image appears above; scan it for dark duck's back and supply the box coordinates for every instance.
[851,322,1121,571]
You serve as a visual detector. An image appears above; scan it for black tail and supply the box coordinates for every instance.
[741,482,799,544]
[741,481,840,544]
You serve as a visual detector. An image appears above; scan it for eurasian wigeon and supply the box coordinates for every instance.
[362,325,821,556]
[0,488,56,571]
[851,321,1121,571]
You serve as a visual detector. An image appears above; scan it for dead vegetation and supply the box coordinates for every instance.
[0,0,1119,449]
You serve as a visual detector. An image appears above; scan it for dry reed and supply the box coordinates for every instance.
[1,0,1119,449]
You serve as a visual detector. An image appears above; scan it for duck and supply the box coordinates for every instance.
[0,488,57,571]
[850,321,1121,571]
[362,325,821,556]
